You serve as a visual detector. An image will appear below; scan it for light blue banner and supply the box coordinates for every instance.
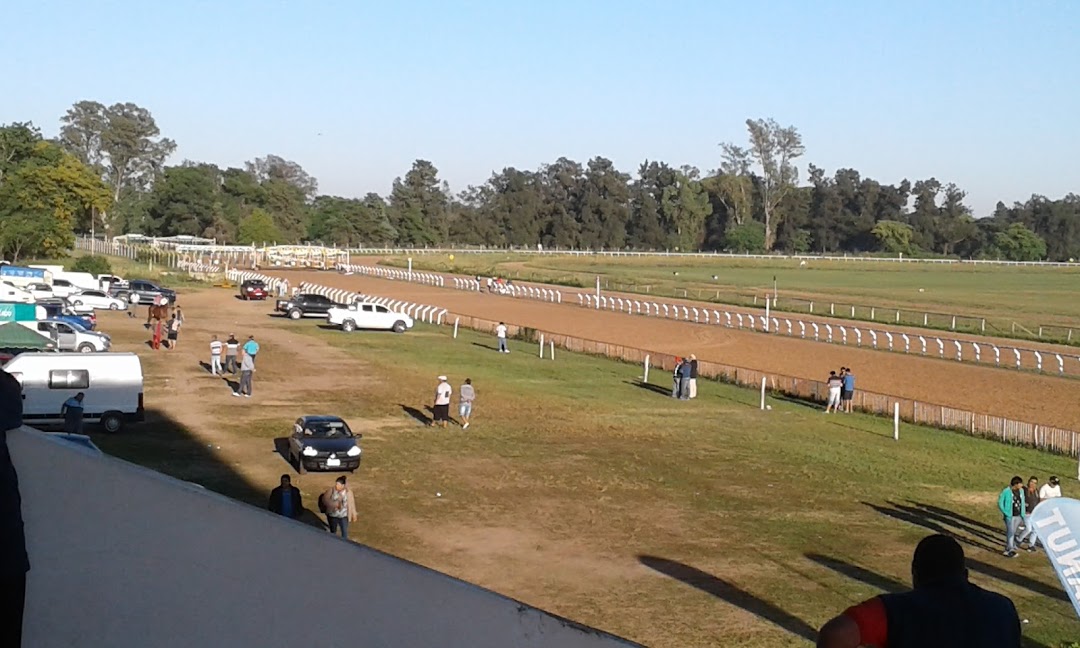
[1031,498,1080,620]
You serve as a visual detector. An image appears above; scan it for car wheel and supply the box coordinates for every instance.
[77,343,95,353]
[393,320,407,333]
[100,412,124,434]
[342,319,356,332]
[109,303,119,310]
[288,309,302,320]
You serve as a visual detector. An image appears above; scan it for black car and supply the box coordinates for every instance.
[113,279,177,305]
[287,415,362,474]
[275,293,342,320]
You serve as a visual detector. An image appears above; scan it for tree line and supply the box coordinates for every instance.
[1,101,1077,262]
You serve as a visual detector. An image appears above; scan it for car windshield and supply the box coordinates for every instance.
[62,319,89,332]
[301,420,353,438]
[246,281,265,287]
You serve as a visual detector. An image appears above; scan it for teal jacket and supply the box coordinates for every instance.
[998,487,1026,520]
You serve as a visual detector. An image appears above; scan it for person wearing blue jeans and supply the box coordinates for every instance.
[322,476,356,539]
[998,476,1026,557]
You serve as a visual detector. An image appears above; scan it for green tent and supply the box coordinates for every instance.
[0,322,55,350]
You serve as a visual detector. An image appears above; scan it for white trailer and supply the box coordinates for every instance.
[3,352,145,432]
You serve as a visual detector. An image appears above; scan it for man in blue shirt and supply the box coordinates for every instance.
[841,367,856,413]
[242,335,260,364]
[267,475,301,519]
[61,392,85,434]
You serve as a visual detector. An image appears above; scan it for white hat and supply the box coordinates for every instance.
[437,375,447,381]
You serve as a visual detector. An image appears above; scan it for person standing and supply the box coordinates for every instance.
[1040,475,1062,500]
[432,376,452,428]
[1017,476,1042,551]
[224,334,240,373]
[209,335,223,375]
[322,476,356,539]
[688,355,699,399]
[671,357,683,398]
[841,367,856,413]
[825,371,843,413]
[458,378,475,430]
[267,475,302,519]
[235,352,255,398]
[0,371,30,648]
[495,322,509,353]
[678,357,692,400]
[61,392,85,434]
[998,476,1026,557]
[166,314,179,350]
[243,335,260,364]
[816,534,1021,648]
[151,318,164,350]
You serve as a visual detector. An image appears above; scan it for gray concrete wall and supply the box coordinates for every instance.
[8,427,641,648]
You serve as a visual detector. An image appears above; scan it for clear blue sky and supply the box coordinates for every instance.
[5,0,1078,217]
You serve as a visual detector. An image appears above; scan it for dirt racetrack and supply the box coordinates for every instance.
[273,270,1080,431]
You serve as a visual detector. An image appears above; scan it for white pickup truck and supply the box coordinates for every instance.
[326,302,414,333]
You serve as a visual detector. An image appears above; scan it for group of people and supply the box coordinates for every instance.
[431,375,476,429]
[671,355,699,400]
[206,333,261,398]
[267,474,357,539]
[825,366,856,413]
[999,473,1062,557]
[149,305,184,351]
[482,276,514,294]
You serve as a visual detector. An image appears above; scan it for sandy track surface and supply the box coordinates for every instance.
[272,270,1080,430]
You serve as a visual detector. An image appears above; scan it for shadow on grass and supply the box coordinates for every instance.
[805,553,906,593]
[471,342,498,352]
[638,555,816,642]
[624,380,672,397]
[400,404,432,426]
[905,500,1001,537]
[967,557,1068,602]
[863,501,1000,553]
[91,407,326,532]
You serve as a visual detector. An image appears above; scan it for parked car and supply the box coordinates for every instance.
[96,274,127,292]
[275,293,343,320]
[48,278,81,299]
[3,351,144,432]
[239,279,268,301]
[287,415,362,474]
[113,279,176,305]
[25,283,56,301]
[38,302,96,330]
[68,289,127,311]
[326,302,414,333]
[19,319,110,353]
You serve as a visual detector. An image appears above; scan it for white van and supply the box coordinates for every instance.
[57,271,98,291]
[4,352,145,432]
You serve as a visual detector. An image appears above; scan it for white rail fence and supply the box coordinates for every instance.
[337,264,444,287]
[575,293,1080,378]
[296,281,448,325]
[344,246,1080,268]
[450,277,562,303]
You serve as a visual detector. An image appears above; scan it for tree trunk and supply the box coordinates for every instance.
[764,206,775,250]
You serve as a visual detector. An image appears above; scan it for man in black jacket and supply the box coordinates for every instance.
[0,370,30,647]
[817,534,1020,648]
[267,474,302,519]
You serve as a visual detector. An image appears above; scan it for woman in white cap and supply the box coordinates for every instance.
[432,376,452,428]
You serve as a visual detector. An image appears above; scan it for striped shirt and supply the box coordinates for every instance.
[210,340,223,356]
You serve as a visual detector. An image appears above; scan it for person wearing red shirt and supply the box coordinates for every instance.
[817,534,1021,648]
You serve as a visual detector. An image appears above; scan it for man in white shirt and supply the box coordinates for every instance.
[432,376,452,428]
[209,335,223,375]
[1039,476,1062,500]
[495,322,509,353]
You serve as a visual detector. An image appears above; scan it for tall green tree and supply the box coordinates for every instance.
[992,223,1047,261]
[237,208,282,245]
[389,160,449,246]
[728,118,804,250]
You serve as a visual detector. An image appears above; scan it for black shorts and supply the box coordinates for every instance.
[841,390,853,401]
[433,404,450,421]
[167,331,178,341]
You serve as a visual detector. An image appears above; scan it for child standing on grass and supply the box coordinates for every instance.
[458,378,475,429]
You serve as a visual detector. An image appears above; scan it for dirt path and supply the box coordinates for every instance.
[273,270,1080,430]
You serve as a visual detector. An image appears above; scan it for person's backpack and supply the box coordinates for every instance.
[317,493,327,514]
